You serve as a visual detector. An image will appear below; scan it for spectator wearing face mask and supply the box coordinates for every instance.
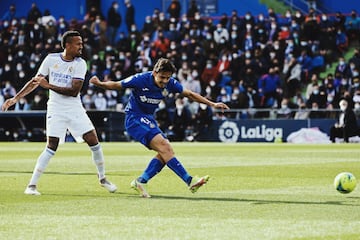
[215,54,231,73]
[94,92,107,110]
[276,98,293,119]
[142,15,156,37]
[90,15,107,51]
[350,77,360,96]
[28,22,45,47]
[335,28,348,54]
[294,101,310,120]
[107,1,122,46]
[30,92,47,110]
[306,83,327,109]
[184,70,202,95]
[168,98,192,141]
[257,67,282,108]
[41,9,56,27]
[330,99,359,143]
[213,23,229,45]
[193,103,213,141]
[353,90,360,118]
[124,0,135,33]
[14,97,31,111]
[201,60,219,90]
[335,56,351,79]
[155,100,171,133]
[345,10,360,43]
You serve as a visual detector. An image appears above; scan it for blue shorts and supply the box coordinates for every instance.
[125,113,165,148]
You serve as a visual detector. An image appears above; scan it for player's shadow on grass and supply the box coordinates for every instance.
[152,195,360,206]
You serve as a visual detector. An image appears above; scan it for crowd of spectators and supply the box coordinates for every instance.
[0,1,360,141]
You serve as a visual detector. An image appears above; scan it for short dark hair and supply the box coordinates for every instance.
[153,58,177,73]
[61,31,81,49]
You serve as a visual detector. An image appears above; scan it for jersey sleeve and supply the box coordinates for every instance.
[171,78,184,93]
[36,55,51,76]
[73,59,87,80]
[120,73,141,88]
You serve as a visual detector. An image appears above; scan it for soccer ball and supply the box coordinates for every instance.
[334,172,357,194]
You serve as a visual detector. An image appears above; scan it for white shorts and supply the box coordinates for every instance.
[46,109,94,143]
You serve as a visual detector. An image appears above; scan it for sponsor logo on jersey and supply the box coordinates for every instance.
[139,96,162,104]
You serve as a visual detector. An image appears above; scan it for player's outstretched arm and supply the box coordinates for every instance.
[182,89,230,112]
[90,76,122,90]
[1,78,40,111]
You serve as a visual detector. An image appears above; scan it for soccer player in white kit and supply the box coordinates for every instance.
[1,31,117,195]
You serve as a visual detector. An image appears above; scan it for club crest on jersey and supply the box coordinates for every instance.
[53,64,59,69]
[162,88,169,97]
[69,66,73,73]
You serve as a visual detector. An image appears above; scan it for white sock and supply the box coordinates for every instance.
[90,144,105,180]
[28,148,55,186]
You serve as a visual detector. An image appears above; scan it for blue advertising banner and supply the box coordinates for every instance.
[200,119,339,143]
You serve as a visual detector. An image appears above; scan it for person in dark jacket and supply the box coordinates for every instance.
[330,99,359,142]
[167,0,181,20]
[107,1,122,45]
[124,0,135,33]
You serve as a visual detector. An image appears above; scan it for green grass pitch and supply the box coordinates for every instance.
[0,142,359,239]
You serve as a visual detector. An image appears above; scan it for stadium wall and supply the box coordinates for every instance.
[1,0,358,28]
[1,111,353,143]
[319,0,360,13]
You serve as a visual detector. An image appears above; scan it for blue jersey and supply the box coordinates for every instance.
[121,72,183,115]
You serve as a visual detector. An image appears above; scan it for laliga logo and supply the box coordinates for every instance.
[218,121,283,142]
[218,121,240,142]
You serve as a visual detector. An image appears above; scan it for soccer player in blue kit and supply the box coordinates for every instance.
[90,58,229,197]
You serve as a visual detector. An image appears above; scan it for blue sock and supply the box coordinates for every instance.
[166,157,192,185]
[138,158,165,183]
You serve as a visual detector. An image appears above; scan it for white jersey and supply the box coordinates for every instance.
[37,53,87,113]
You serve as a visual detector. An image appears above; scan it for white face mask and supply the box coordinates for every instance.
[34,96,41,103]
[355,103,360,110]
[340,105,347,111]
[205,86,211,94]
[16,64,22,71]
[177,104,183,110]
[199,103,207,110]
[158,102,166,109]
[192,71,198,78]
